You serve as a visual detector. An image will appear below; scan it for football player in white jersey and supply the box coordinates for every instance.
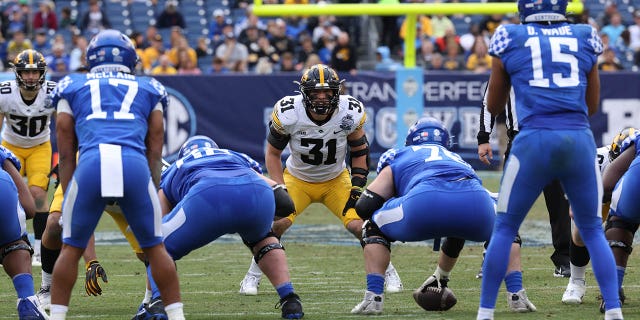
[562,127,637,308]
[0,49,55,270]
[239,64,403,295]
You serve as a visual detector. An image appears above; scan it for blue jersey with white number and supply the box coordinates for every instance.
[160,147,263,206]
[489,22,603,129]
[377,144,479,196]
[50,72,168,154]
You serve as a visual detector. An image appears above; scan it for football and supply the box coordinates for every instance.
[413,284,457,311]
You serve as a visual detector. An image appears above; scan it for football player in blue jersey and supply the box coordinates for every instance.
[600,129,640,314]
[0,146,48,319]
[140,136,303,319]
[351,117,498,314]
[478,0,622,319]
[50,29,184,320]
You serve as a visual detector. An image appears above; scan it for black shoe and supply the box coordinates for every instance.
[132,298,168,320]
[599,287,625,313]
[276,293,304,319]
[554,264,571,278]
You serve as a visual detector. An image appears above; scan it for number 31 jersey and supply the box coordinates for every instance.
[51,72,168,153]
[489,22,603,130]
[269,94,366,183]
[0,80,57,147]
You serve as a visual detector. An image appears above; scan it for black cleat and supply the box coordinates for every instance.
[276,293,304,319]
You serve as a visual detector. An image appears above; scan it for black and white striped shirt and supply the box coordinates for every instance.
[477,83,519,145]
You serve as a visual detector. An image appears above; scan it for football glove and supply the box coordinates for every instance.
[85,260,108,296]
[342,187,363,216]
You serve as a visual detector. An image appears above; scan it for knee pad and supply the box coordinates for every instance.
[441,237,465,258]
[361,220,391,251]
[605,216,640,235]
[254,242,285,264]
[243,231,279,250]
[1,240,33,262]
[609,240,633,255]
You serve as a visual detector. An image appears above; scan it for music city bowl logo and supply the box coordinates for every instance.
[163,87,197,161]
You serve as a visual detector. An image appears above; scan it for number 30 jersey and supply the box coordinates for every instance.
[270,94,366,183]
[51,72,168,153]
[489,22,603,130]
[0,80,56,147]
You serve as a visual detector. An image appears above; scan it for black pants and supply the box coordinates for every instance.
[543,179,571,267]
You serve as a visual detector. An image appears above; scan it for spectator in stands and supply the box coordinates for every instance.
[206,56,230,74]
[316,35,335,65]
[44,42,68,70]
[399,14,432,51]
[248,34,279,72]
[599,47,624,71]
[254,57,274,74]
[32,29,52,57]
[215,31,248,73]
[466,35,491,73]
[426,52,444,71]
[374,46,401,71]
[479,14,503,37]
[6,6,27,36]
[209,9,231,45]
[234,6,267,39]
[434,27,461,54]
[151,54,177,75]
[431,14,455,39]
[156,0,186,30]
[270,18,296,56]
[58,6,75,31]
[378,0,401,55]
[601,12,626,46]
[418,36,436,69]
[167,36,197,69]
[615,29,635,70]
[177,51,202,75]
[168,26,184,48]
[6,29,31,65]
[442,38,464,71]
[279,51,296,72]
[195,37,211,59]
[312,17,341,44]
[283,16,307,41]
[302,53,321,71]
[130,31,147,51]
[459,23,483,54]
[33,0,57,32]
[239,25,262,52]
[597,1,619,28]
[143,25,159,49]
[79,0,111,37]
[68,36,88,72]
[51,57,69,74]
[629,11,640,52]
[141,34,165,74]
[330,31,357,74]
[295,35,316,71]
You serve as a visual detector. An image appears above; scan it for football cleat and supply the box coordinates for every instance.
[554,264,571,278]
[351,290,383,315]
[17,295,48,320]
[131,298,167,320]
[239,273,261,296]
[507,289,536,312]
[562,278,586,304]
[598,287,625,313]
[384,264,403,293]
[36,286,50,311]
[276,293,304,319]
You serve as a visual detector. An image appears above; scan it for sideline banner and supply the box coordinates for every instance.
[50,72,640,170]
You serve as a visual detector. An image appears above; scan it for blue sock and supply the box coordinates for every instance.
[617,266,625,291]
[504,271,523,293]
[146,265,161,300]
[366,273,385,295]
[13,273,34,299]
[275,282,294,299]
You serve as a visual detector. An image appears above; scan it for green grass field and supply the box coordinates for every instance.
[0,172,637,319]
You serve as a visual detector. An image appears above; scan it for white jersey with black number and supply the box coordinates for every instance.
[270,94,366,183]
[0,80,56,147]
[596,145,611,175]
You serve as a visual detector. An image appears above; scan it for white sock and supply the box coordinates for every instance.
[248,257,262,275]
[477,307,494,320]
[34,240,41,257]
[434,266,450,280]
[41,271,52,288]
[165,302,185,320]
[604,307,623,320]
[570,263,587,281]
[142,288,152,305]
[50,304,68,320]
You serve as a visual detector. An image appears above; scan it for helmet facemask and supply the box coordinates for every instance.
[298,64,343,116]
[12,50,47,91]
[302,87,340,115]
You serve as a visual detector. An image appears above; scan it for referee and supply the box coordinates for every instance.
[477,84,572,278]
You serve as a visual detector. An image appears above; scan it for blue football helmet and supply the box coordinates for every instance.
[178,135,219,158]
[405,117,451,149]
[86,29,139,73]
[518,0,568,23]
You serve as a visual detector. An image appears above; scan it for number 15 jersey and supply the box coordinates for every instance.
[489,22,603,130]
[269,94,366,183]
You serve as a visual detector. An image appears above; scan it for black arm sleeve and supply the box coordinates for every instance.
[266,121,290,150]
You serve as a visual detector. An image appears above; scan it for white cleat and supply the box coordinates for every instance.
[351,290,384,315]
[239,273,261,296]
[562,278,586,305]
[36,286,51,311]
[384,265,403,293]
[507,289,536,312]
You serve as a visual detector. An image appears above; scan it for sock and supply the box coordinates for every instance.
[13,273,34,298]
[504,271,523,293]
[40,245,60,275]
[142,288,152,305]
[570,262,586,280]
[33,212,48,250]
[248,257,262,275]
[616,266,625,290]
[50,304,68,320]
[434,266,450,281]
[275,281,294,299]
[476,307,494,320]
[146,265,161,299]
[41,271,52,289]
[165,302,185,320]
[366,273,385,295]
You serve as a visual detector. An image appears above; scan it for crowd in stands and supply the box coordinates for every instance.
[0,0,638,76]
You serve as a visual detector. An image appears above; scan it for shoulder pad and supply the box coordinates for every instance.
[376,148,398,174]
[271,95,300,129]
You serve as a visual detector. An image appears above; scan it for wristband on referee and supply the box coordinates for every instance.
[477,131,490,145]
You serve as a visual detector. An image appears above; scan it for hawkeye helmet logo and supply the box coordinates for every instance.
[163,87,196,161]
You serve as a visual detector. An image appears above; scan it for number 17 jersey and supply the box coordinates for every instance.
[489,22,603,130]
[51,72,168,154]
